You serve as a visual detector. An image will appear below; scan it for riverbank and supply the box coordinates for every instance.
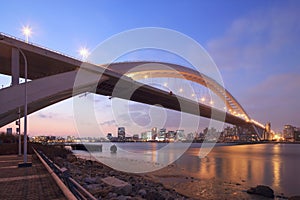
[34,143,300,200]
[54,154,190,199]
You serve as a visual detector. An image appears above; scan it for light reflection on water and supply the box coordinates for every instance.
[175,143,300,196]
[74,143,300,196]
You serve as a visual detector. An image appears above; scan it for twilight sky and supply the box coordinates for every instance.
[0,0,300,136]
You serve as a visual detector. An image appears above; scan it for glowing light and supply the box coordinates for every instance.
[273,134,280,141]
[191,93,195,97]
[163,82,168,87]
[201,97,205,102]
[22,26,32,43]
[179,88,183,93]
[210,100,214,105]
[79,47,89,60]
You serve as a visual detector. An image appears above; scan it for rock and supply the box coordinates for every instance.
[66,154,77,163]
[110,145,117,153]
[289,196,300,200]
[116,195,132,200]
[146,190,165,200]
[138,189,147,197]
[83,177,97,184]
[107,192,118,198]
[102,176,132,196]
[85,183,103,196]
[109,170,115,176]
[247,185,274,198]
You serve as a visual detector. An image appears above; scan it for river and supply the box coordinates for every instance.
[73,143,300,197]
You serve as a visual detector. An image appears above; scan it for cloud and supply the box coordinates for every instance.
[99,119,116,126]
[241,73,300,130]
[207,2,300,70]
[38,113,53,119]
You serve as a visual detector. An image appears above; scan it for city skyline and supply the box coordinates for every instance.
[1,0,300,136]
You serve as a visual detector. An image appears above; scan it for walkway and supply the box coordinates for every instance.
[0,154,66,200]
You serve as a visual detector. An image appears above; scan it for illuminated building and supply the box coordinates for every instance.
[283,125,295,142]
[176,130,185,141]
[141,131,152,141]
[118,127,125,141]
[151,127,157,140]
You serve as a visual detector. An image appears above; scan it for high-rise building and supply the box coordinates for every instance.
[107,133,113,141]
[263,122,272,140]
[283,125,295,141]
[151,127,157,140]
[118,127,125,141]
[141,131,152,141]
[176,130,185,141]
[157,128,166,141]
[295,128,300,142]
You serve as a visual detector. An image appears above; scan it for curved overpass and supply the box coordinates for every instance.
[0,33,265,138]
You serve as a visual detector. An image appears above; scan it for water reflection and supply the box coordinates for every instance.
[174,143,300,196]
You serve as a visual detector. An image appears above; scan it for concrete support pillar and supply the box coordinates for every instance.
[11,48,20,86]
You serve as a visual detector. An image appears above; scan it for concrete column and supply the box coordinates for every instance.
[11,48,20,86]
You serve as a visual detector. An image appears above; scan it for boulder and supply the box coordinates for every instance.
[102,176,132,196]
[138,189,147,197]
[83,176,97,184]
[66,154,77,163]
[247,185,274,198]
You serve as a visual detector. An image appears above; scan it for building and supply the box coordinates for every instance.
[157,128,166,141]
[166,131,176,141]
[107,133,113,141]
[283,125,295,142]
[262,122,272,141]
[151,127,157,140]
[6,128,12,135]
[294,127,300,142]
[186,132,196,141]
[141,131,152,141]
[118,127,125,141]
[223,126,238,142]
[176,130,185,141]
[132,134,139,141]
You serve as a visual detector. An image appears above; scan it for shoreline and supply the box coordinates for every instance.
[2,143,299,199]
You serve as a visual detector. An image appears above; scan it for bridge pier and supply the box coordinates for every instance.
[11,47,20,86]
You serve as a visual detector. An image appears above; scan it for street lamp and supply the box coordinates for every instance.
[79,47,89,61]
[18,48,30,167]
[22,26,32,43]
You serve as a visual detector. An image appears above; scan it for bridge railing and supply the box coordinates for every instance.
[0,32,81,62]
[33,147,96,200]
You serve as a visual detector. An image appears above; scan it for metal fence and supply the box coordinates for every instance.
[34,148,96,200]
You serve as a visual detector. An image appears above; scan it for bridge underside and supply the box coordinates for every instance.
[0,33,264,139]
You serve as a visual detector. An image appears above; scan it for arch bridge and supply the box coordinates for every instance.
[0,33,265,139]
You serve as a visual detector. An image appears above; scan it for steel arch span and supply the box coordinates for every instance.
[106,62,250,122]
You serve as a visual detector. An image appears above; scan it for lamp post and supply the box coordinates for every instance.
[79,47,89,61]
[17,26,31,167]
[17,48,30,166]
[22,26,31,43]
